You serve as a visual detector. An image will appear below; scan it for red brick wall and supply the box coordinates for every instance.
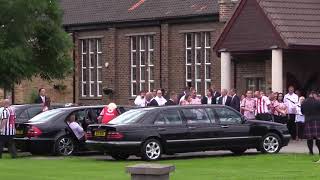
[74,20,224,105]
[218,0,238,22]
[14,76,74,104]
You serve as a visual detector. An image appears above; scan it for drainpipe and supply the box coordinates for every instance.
[159,22,162,89]
[72,32,76,103]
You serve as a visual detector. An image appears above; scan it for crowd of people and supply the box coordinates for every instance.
[134,86,320,142]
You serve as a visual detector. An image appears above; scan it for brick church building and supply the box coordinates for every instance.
[60,0,238,105]
[4,0,318,105]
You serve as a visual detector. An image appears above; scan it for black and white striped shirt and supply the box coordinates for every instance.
[0,107,16,136]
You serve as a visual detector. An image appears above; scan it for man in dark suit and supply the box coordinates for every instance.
[211,87,221,104]
[217,89,232,106]
[146,92,159,107]
[165,91,178,106]
[34,88,49,104]
[229,89,241,112]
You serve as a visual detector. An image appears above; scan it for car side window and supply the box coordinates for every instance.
[19,110,29,119]
[182,108,211,124]
[205,108,217,124]
[154,110,182,125]
[27,107,42,118]
[214,107,242,124]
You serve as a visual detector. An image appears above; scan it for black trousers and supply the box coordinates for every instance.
[274,115,287,124]
[0,135,17,158]
[296,122,305,139]
[256,113,272,121]
[287,114,297,140]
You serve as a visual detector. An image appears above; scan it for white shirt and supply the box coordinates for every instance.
[207,97,212,104]
[220,96,227,105]
[284,93,298,114]
[68,122,84,140]
[134,96,146,107]
[40,96,46,103]
[295,104,305,123]
[155,96,167,106]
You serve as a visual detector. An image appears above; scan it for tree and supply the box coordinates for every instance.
[0,0,72,89]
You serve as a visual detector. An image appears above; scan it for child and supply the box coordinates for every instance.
[295,96,305,141]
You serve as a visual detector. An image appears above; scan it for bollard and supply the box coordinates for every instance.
[126,163,175,180]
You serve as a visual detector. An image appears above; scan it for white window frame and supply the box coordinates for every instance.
[147,36,154,92]
[81,40,87,97]
[130,37,137,97]
[88,40,95,97]
[194,33,202,95]
[204,32,211,91]
[185,33,192,87]
[139,37,146,92]
[96,39,103,97]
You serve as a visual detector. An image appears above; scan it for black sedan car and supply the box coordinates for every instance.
[15,105,133,156]
[86,105,291,161]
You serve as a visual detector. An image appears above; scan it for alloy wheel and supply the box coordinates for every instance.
[145,141,161,160]
[263,136,279,153]
[58,137,74,156]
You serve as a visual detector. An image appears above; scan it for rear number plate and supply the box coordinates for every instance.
[16,130,24,135]
[94,131,106,137]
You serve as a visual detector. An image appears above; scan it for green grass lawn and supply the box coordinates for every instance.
[0,154,320,180]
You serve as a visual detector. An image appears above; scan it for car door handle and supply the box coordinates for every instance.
[188,126,197,130]
[221,125,229,128]
[157,128,166,131]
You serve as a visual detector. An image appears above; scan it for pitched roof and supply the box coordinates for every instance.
[259,0,320,47]
[60,0,219,26]
[214,0,320,52]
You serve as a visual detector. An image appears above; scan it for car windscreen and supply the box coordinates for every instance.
[29,109,65,123]
[108,109,148,125]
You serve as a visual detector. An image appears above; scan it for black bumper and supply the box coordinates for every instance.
[14,137,55,153]
[282,134,291,147]
[86,140,141,154]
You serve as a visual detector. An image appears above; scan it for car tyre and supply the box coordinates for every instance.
[141,139,162,161]
[260,133,282,154]
[230,148,247,155]
[54,136,75,156]
[110,153,130,160]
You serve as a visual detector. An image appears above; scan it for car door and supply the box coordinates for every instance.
[153,109,189,152]
[213,107,257,148]
[180,107,220,151]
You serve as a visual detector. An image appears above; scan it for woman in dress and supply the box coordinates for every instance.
[273,93,288,124]
[240,90,256,120]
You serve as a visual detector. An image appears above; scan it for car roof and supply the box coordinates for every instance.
[140,104,228,111]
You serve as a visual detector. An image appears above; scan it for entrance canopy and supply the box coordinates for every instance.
[213,0,320,93]
[214,0,320,53]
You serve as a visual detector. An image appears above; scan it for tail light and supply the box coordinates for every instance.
[86,130,93,140]
[106,132,124,140]
[27,126,42,138]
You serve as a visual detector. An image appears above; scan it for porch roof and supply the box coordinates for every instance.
[214,0,320,53]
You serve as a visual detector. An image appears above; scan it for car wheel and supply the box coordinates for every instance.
[260,133,281,154]
[230,148,247,155]
[54,136,75,156]
[110,153,130,160]
[141,139,162,161]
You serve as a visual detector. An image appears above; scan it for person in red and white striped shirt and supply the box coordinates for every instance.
[0,99,17,159]
[254,91,272,121]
